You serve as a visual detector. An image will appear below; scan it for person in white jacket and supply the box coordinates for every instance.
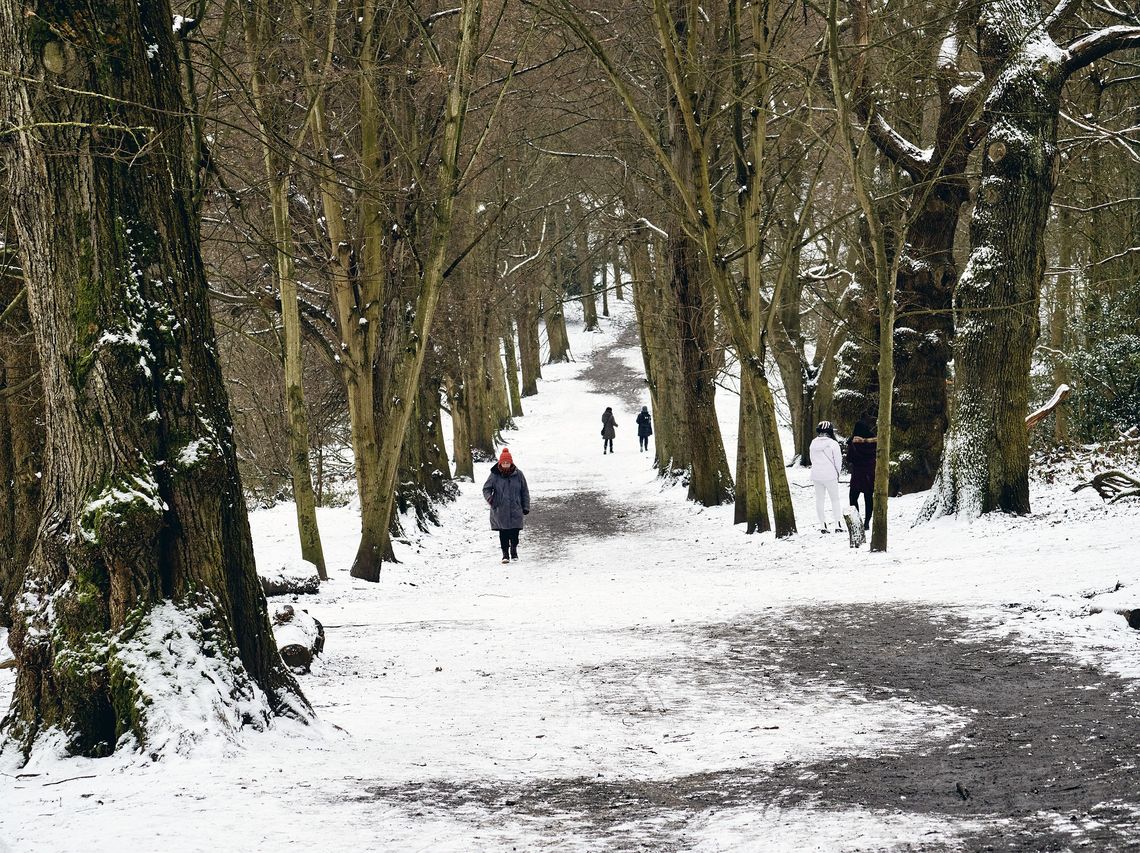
[809,421,845,533]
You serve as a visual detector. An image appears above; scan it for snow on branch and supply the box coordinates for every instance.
[1044,0,1084,35]
[867,114,934,175]
[1062,25,1140,79]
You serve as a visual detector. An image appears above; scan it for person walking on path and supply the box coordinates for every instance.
[847,419,878,531]
[482,447,530,564]
[809,421,845,534]
[635,405,653,452]
[601,407,618,454]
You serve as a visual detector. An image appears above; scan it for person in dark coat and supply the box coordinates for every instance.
[846,419,877,530]
[601,407,618,454]
[635,405,653,452]
[482,447,530,564]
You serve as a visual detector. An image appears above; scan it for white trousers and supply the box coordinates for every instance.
[814,480,844,528]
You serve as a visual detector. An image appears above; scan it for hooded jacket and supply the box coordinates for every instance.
[636,408,653,438]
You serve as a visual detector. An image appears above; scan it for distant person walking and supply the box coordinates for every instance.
[809,421,845,534]
[635,405,653,452]
[482,448,530,564]
[601,407,618,454]
[847,419,877,531]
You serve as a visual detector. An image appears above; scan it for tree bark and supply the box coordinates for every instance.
[612,243,625,301]
[517,275,542,396]
[666,228,734,506]
[445,373,475,480]
[0,0,306,757]
[734,369,771,533]
[1050,206,1072,444]
[0,274,42,628]
[922,1,1091,518]
[600,253,610,317]
[502,324,524,418]
[627,235,688,475]
[569,198,599,331]
[830,0,973,495]
[543,249,572,363]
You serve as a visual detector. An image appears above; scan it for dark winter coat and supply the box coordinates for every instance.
[847,440,876,491]
[601,411,617,440]
[482,464,530,530]
[636,409,653,438]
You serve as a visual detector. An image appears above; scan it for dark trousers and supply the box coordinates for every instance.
[849,485,873,529]
[498,528,520,557]
[603,438,614,453]
[639,435,649,451]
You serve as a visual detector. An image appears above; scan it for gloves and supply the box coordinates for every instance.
[523,509,530,515]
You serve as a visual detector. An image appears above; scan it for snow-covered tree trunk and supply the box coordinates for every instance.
[923,1,1139,517]
[0,0,307,758]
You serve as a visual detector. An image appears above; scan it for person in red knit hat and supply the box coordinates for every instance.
[482,447,530,564]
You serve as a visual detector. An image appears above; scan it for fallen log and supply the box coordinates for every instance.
[272,604,325,674]
[259,559,320,597]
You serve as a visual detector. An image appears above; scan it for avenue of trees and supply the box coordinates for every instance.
[0,0,1136,757]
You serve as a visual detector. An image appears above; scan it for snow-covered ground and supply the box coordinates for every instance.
[2,301,1138,852]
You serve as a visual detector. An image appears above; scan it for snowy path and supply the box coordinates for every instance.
[3,305,1140,852]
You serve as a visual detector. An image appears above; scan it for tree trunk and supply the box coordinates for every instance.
[485,318,512,431]
[601,254,610,317]
[666,227,734,506]
[395,372,456,529]
[1050,207,1072,444]
[502,324,524,418]
[543,252,572,363]
[445,374,474,480]
[517,277,542,396]
[0,0,306,757]
[272,181,327,580]
[627,236,688,475]
[569,199,599,331]
[922,6,1067,518]
[734,368,771,533]
[465,315,496,459]
[613,243,625,301]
